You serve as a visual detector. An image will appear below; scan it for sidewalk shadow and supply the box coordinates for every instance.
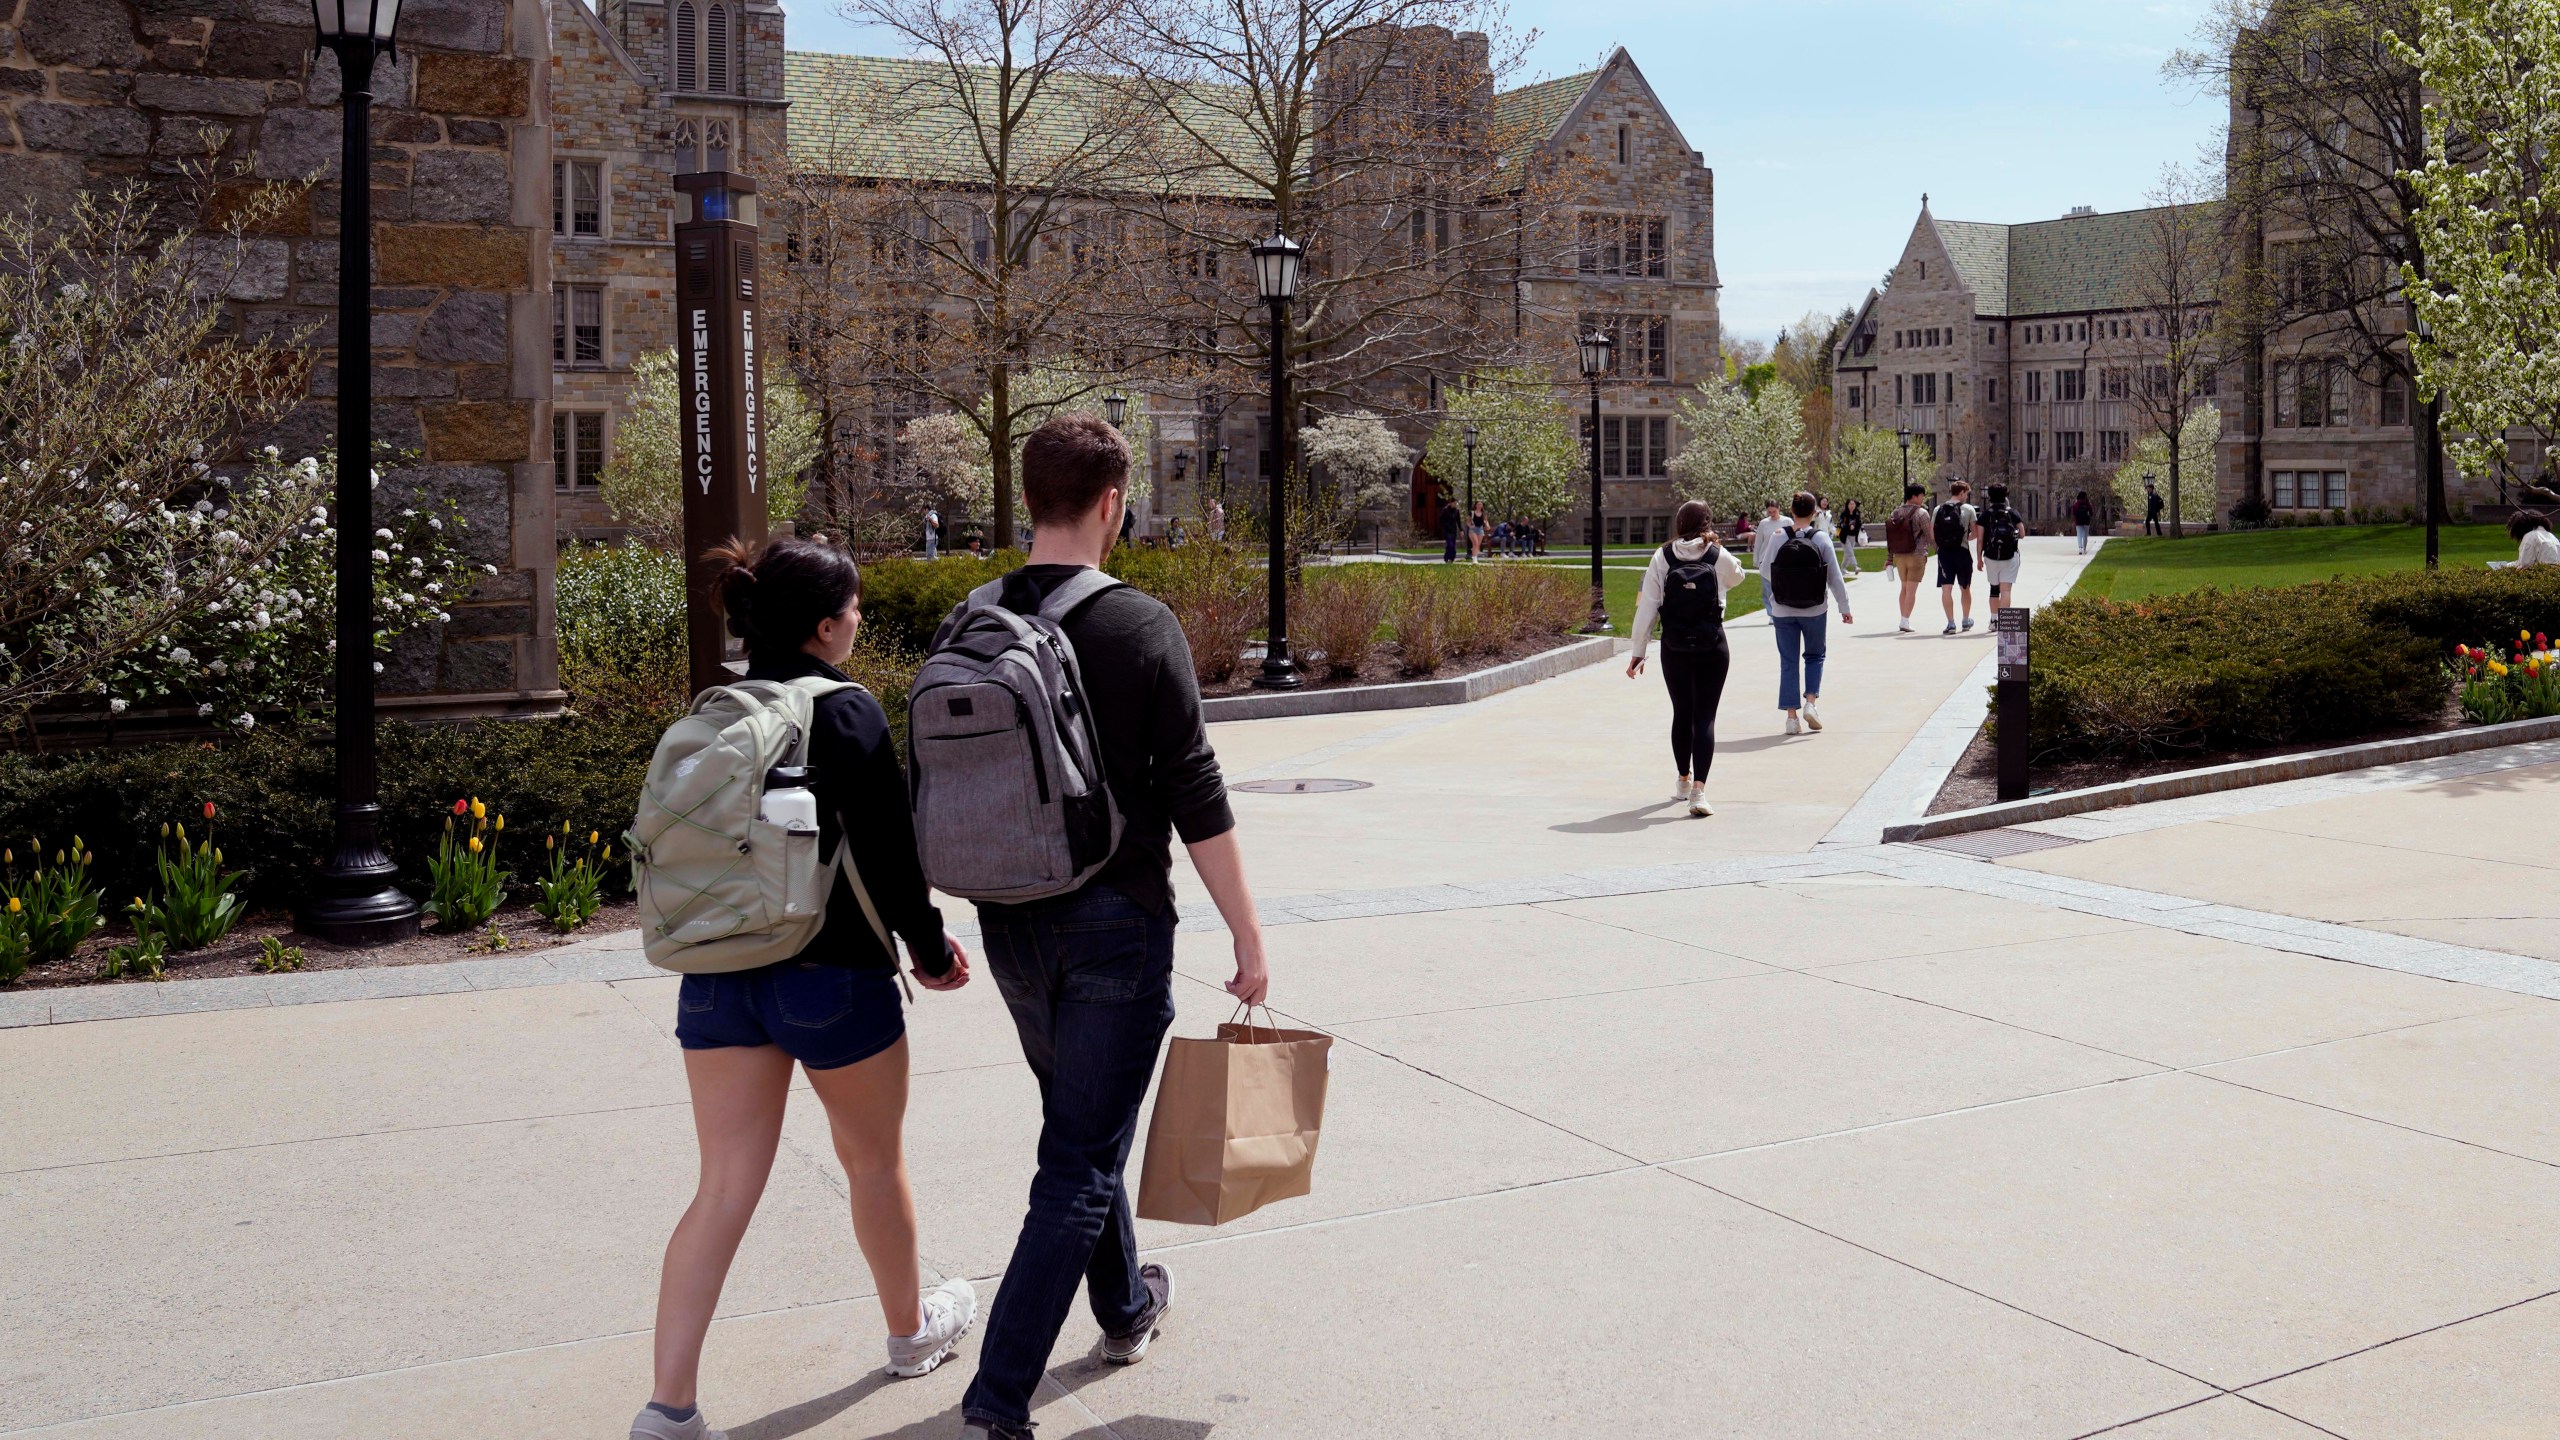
[1550,802,1695,834]
[727,1373,901,1440]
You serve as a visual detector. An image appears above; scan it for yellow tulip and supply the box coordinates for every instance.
[546,834,556,850]
[494,815,505,832]
[161,822,171,839]
[471,799,485,820]
[588,830,599,846]
[53,850,63,865]
[3,849,11,864]
[213,848,222,864]
[468,835,482,853]
[69,835,81,850]
[175,822,186,841]
[5,896,17,913]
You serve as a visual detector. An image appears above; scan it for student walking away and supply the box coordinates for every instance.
[2145,481,2166,536]
[2070,491,2095,554]
[925,508,942,560]
[1440,497,1460,563]
[1755,490,1853,735]
[629,538,976,1440]
[2513,511,2560,568]
[1207,496,1227,544]
[1627,499,1745,816]
[1837,497,1865,576]
[1979,484,2026,613]
[1885,482,1932,632]
[907,414,1272,1440]
[1934,480,1980,635]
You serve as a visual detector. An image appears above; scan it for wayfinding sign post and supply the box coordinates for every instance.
[673,170,768,695]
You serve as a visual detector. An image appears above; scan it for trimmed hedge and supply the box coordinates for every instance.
[2025,567,2560,760]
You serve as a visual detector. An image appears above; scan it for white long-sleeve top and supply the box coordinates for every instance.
[2520,528,2560,568]
[1753,522,1853,619]
[1630,536,1746,662]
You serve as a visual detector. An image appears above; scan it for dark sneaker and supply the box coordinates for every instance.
[1100,1262,1174,1365]
[961,1421,1035,1440]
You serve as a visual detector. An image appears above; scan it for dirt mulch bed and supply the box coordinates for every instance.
[1925,699,2468,816]
[1201,631,1590,698]
[10,894,641,992]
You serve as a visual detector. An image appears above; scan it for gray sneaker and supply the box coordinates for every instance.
[961,1422,1035,1440]
[630,1405,725,1440]
[887,1277,979,1377]
[1100,1263,1174,1365]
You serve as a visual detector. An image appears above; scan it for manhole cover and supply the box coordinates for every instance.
[1229,778,1373,795]
[1913,827,2084,858]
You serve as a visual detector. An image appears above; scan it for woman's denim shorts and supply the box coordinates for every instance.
[675,960,905,1070]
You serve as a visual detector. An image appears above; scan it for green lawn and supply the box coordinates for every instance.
[2073,524,2516,602]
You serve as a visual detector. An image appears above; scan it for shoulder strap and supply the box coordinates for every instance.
[1034,568,1124,623]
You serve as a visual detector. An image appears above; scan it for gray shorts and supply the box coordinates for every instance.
[1983,557,2022,595]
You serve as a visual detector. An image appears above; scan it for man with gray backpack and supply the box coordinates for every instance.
[908,413,1272,1440]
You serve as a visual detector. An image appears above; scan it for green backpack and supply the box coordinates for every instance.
[627,676,892,973]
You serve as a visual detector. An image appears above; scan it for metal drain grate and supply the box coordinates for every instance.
[1228,778,1374,795]
[1913,826,2085,859]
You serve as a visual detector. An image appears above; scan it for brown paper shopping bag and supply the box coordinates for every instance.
[1135,1007,1333,1226]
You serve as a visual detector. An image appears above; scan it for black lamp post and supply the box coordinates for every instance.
[300,0,419,946]
[1461,421,1478,520]
[1250,229,1303,690]
[1577,329,1614,631]
[2412,305,2444,569]
[1104,391,1128,429]
[1897,423,1912,492]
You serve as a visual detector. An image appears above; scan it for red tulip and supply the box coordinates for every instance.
[452,797,469,816]
[202,801,216,820]
[2457,644,2471,658]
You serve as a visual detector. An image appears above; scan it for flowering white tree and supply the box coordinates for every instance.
[597,347,821,544]
[0,183,330,723]
[898,361,1155,531]
[1669,377,1812,520]
[2113,405,2221,522]
[1300,411,1410,514]
[1826,424,1935,521]
[2403,0,2560,486]
[1421,369,1581,525]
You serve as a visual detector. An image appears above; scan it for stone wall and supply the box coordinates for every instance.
[1,0,559,709]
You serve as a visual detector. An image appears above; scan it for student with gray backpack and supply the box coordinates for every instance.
[626,537,977,1440]
[1754,490,1854,736]
[1627,499,1744,816]
[908,414,1272,1440]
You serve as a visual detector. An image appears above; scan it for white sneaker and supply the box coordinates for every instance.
[885,1277,978,1377]
[1671,777,1693,803]
[1962,617,1975,631]
[1898,619,1913,633]
[630,1406,725,1440]
[1688,790,1714,817]
[1785,713,1802,736]
[1803,698,1822,732]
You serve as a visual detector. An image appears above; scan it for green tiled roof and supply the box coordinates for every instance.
[785,51,1598,195]
[1493,69,1597,166]
[783,51,1273,197]
[1931,201,2221,317]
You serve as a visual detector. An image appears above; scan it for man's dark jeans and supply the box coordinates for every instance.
[962,885,1177,1428]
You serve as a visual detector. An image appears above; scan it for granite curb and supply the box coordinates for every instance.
[1881,713,2560,844]
[1201,635,1616,723]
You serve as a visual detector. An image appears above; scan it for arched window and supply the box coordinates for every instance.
[674,0,697,90]
[705,3,730,92]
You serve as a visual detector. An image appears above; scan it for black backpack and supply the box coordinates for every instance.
[1657,542,1725,647]
[1933,502,1969,553]
[1980,505,2022,561]
[1767,527,1828,610]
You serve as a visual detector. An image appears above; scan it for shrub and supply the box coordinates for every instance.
[2021,568,2560,760]
[1300,567,1396,676]
[556,542,688,711]
[859,551,1025,653]
[1150,545,1262,685]
[1389,572,1452,674]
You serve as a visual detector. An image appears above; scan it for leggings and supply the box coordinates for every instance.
[1660,641,1731,780]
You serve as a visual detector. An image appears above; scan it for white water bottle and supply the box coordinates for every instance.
[761,767,819,833]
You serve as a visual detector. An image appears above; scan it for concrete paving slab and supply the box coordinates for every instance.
[2095,1396,2337,1438]
[1689,1071,2560,1389]
[2007,818,2560,927]
[2217,760,2560,874]
[2203,1002,2560,1165]
[1538,875,2135,973]
[1336,968,2152,1163]
[1817,926,2518,1069]
[1170,903,1772,1028]
[2242,1291,2560,1439]
[1,1104,875,1428]
[1046,1168,2207,1439]
[30,1295,1095,1440]
[0,982,691,1172]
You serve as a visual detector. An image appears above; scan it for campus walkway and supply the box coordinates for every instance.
[10,536,2560,1438]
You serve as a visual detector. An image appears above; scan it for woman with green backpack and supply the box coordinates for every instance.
[630,537,977,1440]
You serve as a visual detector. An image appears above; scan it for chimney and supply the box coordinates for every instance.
[2064,205,2096,217]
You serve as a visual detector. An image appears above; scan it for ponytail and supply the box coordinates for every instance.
[702,535,862,660]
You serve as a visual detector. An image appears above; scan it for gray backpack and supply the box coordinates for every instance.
[908,570,1124,902]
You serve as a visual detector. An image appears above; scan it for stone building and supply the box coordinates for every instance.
[1,2,1711,718]
[4,0,559,712]
[1829,198,2220,529]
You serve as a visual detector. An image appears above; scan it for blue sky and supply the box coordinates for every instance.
[780,0,2231,346]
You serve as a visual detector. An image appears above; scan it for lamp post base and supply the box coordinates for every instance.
[298,883,423,947]
[1251,657,1303,691]
[1583,588,1610,634]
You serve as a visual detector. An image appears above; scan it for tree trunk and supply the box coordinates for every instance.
[990,362,1014,550]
